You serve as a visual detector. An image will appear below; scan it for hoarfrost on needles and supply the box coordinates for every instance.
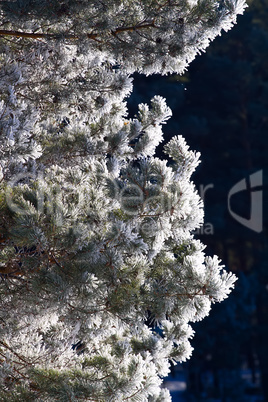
[0,0,246,399]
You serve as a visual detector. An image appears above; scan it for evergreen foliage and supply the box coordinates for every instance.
[0,0,246,399]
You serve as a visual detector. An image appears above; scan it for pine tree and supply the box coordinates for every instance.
[0,1,246,400]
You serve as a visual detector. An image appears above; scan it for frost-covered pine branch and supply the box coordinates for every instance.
[0,0,245,400]
[0,0,246,74]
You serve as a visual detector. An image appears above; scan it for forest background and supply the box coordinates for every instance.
[127,0,268,400]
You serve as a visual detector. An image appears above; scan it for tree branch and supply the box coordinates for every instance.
[0,22,156,42]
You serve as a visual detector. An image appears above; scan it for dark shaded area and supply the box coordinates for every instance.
[128,2,268,400]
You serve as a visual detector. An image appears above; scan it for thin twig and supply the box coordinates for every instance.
[0,22,157,42]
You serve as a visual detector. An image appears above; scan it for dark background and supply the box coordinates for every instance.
[128,1,268,400]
